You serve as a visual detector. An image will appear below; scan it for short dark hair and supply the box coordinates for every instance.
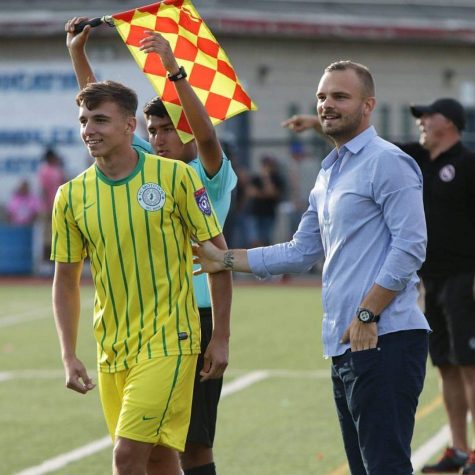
[143,96,171,119]
[76,80,138,116]
[325,61,375,98]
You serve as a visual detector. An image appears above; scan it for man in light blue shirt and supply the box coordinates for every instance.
[66,19,236,475]
[194,61,430,475]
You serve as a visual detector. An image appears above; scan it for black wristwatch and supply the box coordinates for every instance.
[357,307,380,324]
[168,66,187,82]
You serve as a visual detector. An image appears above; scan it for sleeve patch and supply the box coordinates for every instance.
[194,187,212,216]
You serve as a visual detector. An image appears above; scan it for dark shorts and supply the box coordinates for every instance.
[186,307,223,447]
[424,271,475,366]
[331,330,428,475]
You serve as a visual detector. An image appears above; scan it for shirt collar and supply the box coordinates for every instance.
[322,126,377,170]
[435,141,463,160]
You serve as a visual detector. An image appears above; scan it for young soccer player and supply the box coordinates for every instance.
[52,79,230,475]
[65,18,236,475]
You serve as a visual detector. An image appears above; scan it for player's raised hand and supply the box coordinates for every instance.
[65,17,91,51]
[139,31,179,74]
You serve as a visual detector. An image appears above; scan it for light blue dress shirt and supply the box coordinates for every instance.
[248,126,430,357]
[132,133,237,309]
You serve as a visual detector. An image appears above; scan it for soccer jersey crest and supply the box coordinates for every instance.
[194,187,212,215]
[137,183,166,211]
[439,164,456,182]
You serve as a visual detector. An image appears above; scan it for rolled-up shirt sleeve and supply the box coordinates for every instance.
[373,151,427,291]
[248,192,325,278]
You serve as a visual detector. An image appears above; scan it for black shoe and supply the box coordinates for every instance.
[421,447,468,473]
[461,451,475,474]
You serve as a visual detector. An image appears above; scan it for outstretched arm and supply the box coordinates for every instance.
[53,261,95,394]
[193,240,251,274]
[65,17,97,89]
[281,114,322,134]
[139,32,222,176]
[199,233,233,381]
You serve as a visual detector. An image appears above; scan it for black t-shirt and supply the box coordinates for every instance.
[397,141,475,278]
[249,172,285,218]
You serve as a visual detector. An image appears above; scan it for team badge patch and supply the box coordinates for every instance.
[137,183,166,211]
[194,188,212,216]
[439,165,456,182]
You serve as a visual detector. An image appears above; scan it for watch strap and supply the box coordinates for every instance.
[357,307,380,323]
[168,66,187,82]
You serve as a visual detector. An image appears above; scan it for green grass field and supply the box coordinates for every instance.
[0,281,445,474]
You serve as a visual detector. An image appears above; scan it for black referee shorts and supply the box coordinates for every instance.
[186,307,223,447]
[424,271,475,366]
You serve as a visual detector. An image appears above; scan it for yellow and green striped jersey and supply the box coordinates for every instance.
[51,151,221,373]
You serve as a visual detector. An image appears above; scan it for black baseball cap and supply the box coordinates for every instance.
[410,98,466,131]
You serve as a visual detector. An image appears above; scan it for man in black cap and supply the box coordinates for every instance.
[399,98,475,474]
[282,97,475,474]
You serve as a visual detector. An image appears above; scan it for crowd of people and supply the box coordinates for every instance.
[4,147,66,270]
[5,148,66,227]
[7,13,469,475]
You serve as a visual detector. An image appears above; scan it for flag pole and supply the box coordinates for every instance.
[73,16,114,33]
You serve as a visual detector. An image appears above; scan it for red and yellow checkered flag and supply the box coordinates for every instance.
[112,0,257,143]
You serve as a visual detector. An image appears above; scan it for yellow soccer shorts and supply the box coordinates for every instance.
[98,354,197,451]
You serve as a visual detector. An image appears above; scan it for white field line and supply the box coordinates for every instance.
[0,301,94,329]
[14,370,270,475]
[225,368,330,379]
[411,414,472,472]
[411,425,450,472]
[0,372,14,382]
[221,369,269,397]
[15,437,113,475]
[0,370,65,381]
[0,309,52,328]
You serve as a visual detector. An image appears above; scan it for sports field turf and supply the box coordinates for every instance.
[0,281,445,474]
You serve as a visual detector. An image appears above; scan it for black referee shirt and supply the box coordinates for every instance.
[397,141,475,278]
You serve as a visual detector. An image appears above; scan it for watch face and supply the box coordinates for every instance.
[359,310,371,322]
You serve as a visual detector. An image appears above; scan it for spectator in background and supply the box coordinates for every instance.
[224,162,253,249]
[38,148,66,212]
[248,155,285,246]
[400,99,475,475]
[220,139,251,249]
[287,140,320,235]
[6,180,42,226]
[37,148,66,259]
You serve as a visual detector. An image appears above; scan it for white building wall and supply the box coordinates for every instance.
[1,33,475,203]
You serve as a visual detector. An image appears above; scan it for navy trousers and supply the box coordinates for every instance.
[331,330,428,475]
